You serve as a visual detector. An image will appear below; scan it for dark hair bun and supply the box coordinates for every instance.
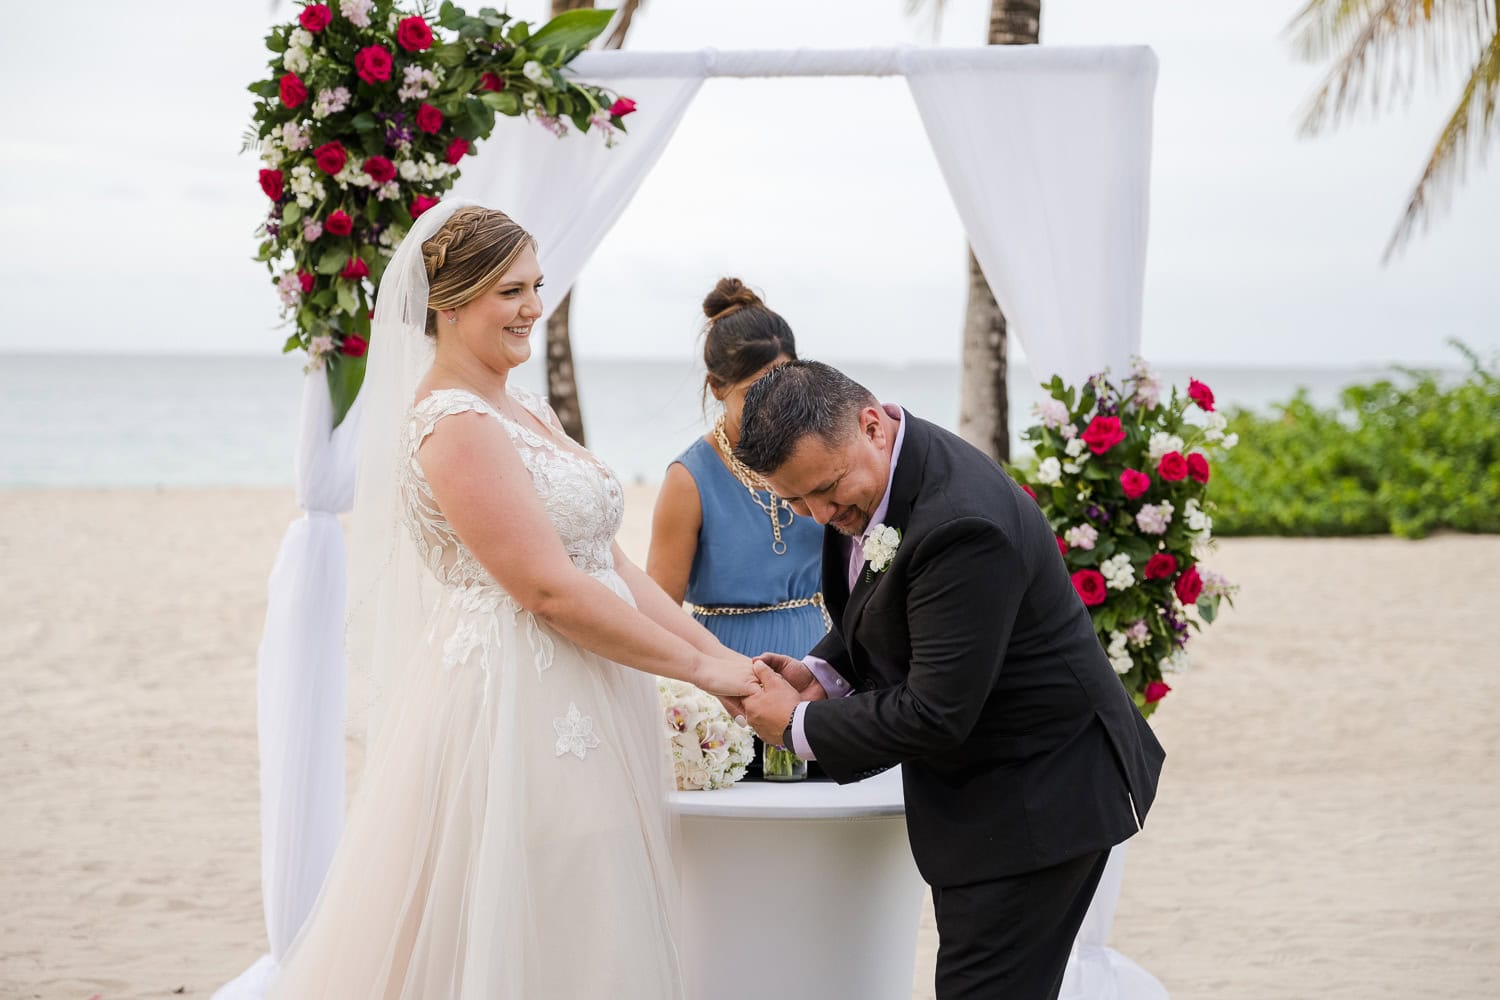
[702,277,763,320]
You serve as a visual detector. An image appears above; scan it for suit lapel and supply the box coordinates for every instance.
[844,411,928,642]
[821,525,851,623]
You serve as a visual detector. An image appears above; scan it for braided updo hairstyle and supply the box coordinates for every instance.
[422,206,536,336]
[700,278,797,405]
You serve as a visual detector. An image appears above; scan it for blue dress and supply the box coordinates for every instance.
[672,437,827,660]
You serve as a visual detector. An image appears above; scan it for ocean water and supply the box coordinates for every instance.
[0,352,1425,488]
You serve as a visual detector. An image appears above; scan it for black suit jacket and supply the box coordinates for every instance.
[804,411,1166,887]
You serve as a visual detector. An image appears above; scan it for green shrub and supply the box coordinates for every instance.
[1213,342,1500,538]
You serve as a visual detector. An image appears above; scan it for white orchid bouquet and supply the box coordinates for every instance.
[658,679,754,791]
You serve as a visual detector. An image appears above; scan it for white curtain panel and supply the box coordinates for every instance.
[452,63,708,320]
[902,46,1157,384]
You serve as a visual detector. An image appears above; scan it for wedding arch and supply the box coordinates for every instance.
[230,43,1161,1000]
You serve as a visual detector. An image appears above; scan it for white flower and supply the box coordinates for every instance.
[1161,649,1191,674]
[1059,422,1078,440]
[1033,397,1070,429]
[311,86,350,119]
[1065,437,1088,459]
[658,679,753,790]
[1148,432,1185,462]
[283,46,310,75]
[523,90,539,109]
[1106,632,1133,675]
[1064,524,1098,551]
[280,121,310,151]
[863,524,902,574]
[1062,462,1081,474]
[1101,553,1135,590]
[1125,620,1150,647]
[523,60,549,85]
[398,65,440,102]
[378,225,407,248]
[289,28,313,50]
[1201,568,1237,599]
[1136,500,1174,535]
[376,180,402,201]
[1035,457,1063,485]
[340,0,373,28]
[1202,411,1229,442]
[1184,498,1213,535]
[1221,432,1239,450]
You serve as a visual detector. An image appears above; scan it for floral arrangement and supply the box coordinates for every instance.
[1015,359,1240,717]
[248,1,636,425]
[658,679,754,791]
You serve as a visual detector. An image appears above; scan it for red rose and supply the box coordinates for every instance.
[1081,415,1126,455]
[324,210,353,236]
[278,73,307,109]
[314,141,347,175]
[1174,566,1203,605]
[1157,451,1188,482]
[396,15,434,52]
[1144,680,1172,704]
[297,271,315,294]
[340,333,368,358]
[1119,468,1151,499]
[340,257,370,280]
[1020,483,1038,502]
[445,136,471,165]
[1188,378,1215,412]
[354,45,393,85]
[1143,552,1177,580]
[1186,452,1211,484]
[415,102,444,134]
[258,168,284,200]
[363,155,396,184]
[1056,537,1069,557]
[480,72,506,92]
[1071,569,1107,607]
[298,4,331,32]
[608,97,637,117]
[410,194,440,219]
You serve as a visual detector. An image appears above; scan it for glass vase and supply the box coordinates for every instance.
[762,743,806,782]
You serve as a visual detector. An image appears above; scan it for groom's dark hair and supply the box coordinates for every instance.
[735,360,878,474]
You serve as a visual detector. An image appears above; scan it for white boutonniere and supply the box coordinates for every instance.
[862,524,902,578]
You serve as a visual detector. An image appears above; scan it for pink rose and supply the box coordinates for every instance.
[258,168,284,200]
[410,194,439,219]
[297,271,315,294]
[1157,451,1188,483]
[1174,566,1203,605]
[1143,552,1177,580]
[298,4,332,32]
[1119,468,1151,499]
[1020,483,1038,502]
[1081,415,1126,455]
[1071,569,1107,607]
[340,333,368,358]
[415,102,444,134]
[324,210,353,236]
[1144,680,1172,704]
[363,155,396,184]
[313,141,347,175]
[1056,537,1069,557]
[608,96,637,117]
[1187,452,1211,484]
[1188,378,1215,412]
[340,257,370,280]
[480,72,505,92]
[278,73,307,109]
[395,16,433,52]
[445,136,471,165]
[354,45,393,85]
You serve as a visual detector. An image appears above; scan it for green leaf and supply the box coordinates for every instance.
[468,97,497,137]
[528,8,613,54]
[265,31,288,54]
[248,79,280,99]
[437,0,464,29]
[481,89,522,115]
[281,201,303,226]
[326,353,366,429]
[335,281,358,316]
[282,332,304,354]
[316,249,350,275]
[507,20,531,44]
[352,111,377,131]
[1197,594,1220,624]
[435,41,468,68]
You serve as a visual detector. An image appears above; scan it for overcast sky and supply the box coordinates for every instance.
[1,0,1494,366]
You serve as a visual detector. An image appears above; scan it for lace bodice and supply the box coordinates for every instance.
[401,386,624,592]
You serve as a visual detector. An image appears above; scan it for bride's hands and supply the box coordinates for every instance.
[693,653,760,701]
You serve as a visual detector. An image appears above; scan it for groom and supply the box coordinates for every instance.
[737,361,1165,1000]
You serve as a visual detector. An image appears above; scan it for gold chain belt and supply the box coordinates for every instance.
[691,592,832,631]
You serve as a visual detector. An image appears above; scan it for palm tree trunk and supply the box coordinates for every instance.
[959,0,1041,464]
[545,290,586,444]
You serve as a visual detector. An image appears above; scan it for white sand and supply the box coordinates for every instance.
[1,487,1496,999]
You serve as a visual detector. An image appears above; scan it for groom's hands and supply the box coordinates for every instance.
[755,652,828,703]
[744,661,802,747]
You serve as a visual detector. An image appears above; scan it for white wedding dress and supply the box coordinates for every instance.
[268,385,686,999]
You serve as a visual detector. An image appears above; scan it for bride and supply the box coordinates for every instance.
[268,200,758,998]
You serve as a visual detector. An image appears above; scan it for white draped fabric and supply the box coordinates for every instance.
[224,44,1162,1000]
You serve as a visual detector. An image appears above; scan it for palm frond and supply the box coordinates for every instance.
[602,0,641,50]
[1384,26,1500,258]
[1290,0,1494,135]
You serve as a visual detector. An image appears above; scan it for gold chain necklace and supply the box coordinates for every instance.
[714,415,794,555]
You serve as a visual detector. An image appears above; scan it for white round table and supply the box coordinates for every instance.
[669,768,925,1000]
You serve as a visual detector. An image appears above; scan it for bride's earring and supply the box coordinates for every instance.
[446,313,457,324]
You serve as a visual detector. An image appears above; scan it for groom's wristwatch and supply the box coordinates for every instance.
[781,708,797,754]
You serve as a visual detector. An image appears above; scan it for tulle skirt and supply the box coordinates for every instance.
[269,576,685,999]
